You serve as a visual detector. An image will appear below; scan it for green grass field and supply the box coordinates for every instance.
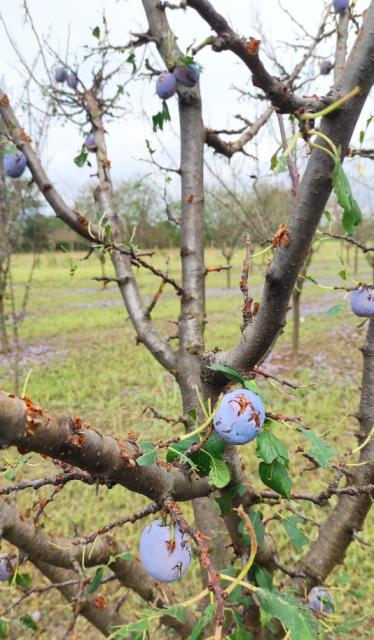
[0,243,373,639]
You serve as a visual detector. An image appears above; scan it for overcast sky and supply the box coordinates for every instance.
[0,0,373,210]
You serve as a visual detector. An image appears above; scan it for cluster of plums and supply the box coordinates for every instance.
[351,286,374,317]
[54,66,79,89]
[0,554,16,582]
[333,0,349,13]
[156,63,200,100]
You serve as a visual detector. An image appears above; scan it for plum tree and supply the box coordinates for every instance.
[139,519,192,582]
[2,151,27,178]
[213,388,265,444]
[155,72,177,99]
[351,286,374,317]
[0,1,374,639]
[307,587,334,614]
[173,63,200,87]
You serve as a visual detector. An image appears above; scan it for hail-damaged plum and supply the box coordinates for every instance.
[320,60,333,75]
[156,72,177,100]
[333,0,349,13]
[213,388,265,445]
[173,64,200,88]
[351,286,374,317]
[308,586,334,614]
[0,554,16,581]
[84,134,97,153]
[55,67,67,83]
[3,151,27,178]
[139,519,192,582]
[67,72,78,89]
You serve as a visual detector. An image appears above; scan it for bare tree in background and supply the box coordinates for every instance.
[0,1,374,638]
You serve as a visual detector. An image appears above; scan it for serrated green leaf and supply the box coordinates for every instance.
[208,364,245,384]
[162,605,185,623]
[208,457,230,488]
[254,565,273,591]
[259,460,292,498]
[167,431,225,477]
[15,572,32,590]
[137,443,157,466]
[74,147,88,167]
[326,302,347,316]
[20,614,38,631]
[215,483,246,516]
[256,588,322,640]
[282,516,309,552]
[187,604,215,640]
[256,430,288,465]
[87,567,104,594]
[300,430,336,469]
[0,620,8,639]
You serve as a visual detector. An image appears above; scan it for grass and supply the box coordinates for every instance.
[0,243,373,639]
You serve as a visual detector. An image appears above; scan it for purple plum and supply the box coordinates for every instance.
[84,134,97,153]
[156,72,177,100]
[320,60,333,75]
[139,519,192,582]
[0,554,16,581]
[308,586,334,614]
[173,64,200,88]
[213,388,265,445]
[351,286,374,317]
[55,67,67,83]
[333,0,349,13]
[3,151,27,178]
[67,72,78,89]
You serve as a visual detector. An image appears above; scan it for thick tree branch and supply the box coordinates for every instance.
[0,391,211,502]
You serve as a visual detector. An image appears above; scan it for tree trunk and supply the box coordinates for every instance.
[226,255,231,289]
[292,287,301,356]
[0,292,9,353]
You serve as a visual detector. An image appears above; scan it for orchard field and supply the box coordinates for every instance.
[0,243,372,638]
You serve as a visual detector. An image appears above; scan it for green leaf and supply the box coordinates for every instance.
[92,26,100,39]
[256,588,322,640]
[208,457,230,488]
[231,612,254,639]
[86,566,104,594]
[326,302,347,316]
[215,483,246,516]
[0,620,8,639]
[162,605,185,623]
[74,147,88,167]
[243,379,265,402]
[332,153,363,236]
[338,268,347,280]
[126,51,137,74]
[110,618,150,639]
[4,470,15,481]
[259,460,292,498]
[300,430,336,469]
[15,572,32,589]
[249,511,265,545]
[323,210,332,223]
[137,443,157,466]
[282,516,309,552]
[20,614,38,631]
[303,274,319,285]
[167,431,225,477]
[254,565,273,591]
[116,551,133,561]
[187,604,215,640]
[208,364,245,385]
[152,100,171,133]
[275,155,288,174]
[256,430,288,465]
